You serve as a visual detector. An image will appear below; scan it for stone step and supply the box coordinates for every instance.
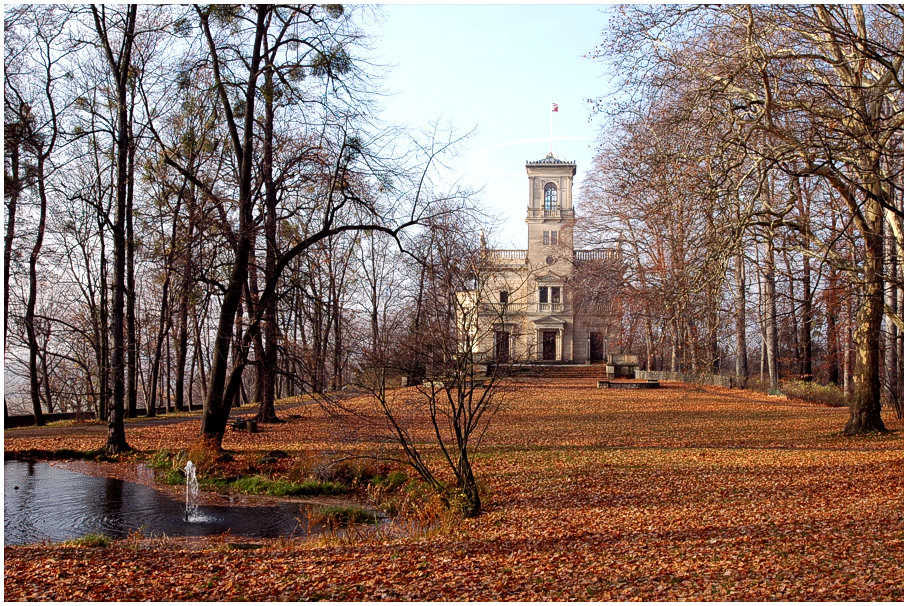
[488,364,615,379]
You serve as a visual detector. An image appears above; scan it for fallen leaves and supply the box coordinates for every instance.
[3,380,903,601]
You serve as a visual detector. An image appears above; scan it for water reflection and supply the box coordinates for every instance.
[4,460,310,545]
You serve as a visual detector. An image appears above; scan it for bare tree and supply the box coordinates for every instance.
[5,6,73,424]
[89,3,138,453]
[589,4,902,431]
[365,216,509,517]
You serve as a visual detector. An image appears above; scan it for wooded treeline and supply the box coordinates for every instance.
[5,4,901,450]
[4,4,470,451]
[580,5,903,432]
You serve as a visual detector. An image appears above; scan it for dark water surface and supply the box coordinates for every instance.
[4,460,310,545]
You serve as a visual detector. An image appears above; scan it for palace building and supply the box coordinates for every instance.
[466,152,626,365]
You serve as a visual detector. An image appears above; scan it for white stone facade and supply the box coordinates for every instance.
[470,153,621,363]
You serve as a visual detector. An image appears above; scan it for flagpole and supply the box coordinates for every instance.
[549,100,553,154]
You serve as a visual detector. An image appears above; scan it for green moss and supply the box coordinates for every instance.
[162,468,185,485]
[148,449,175,470]
[231,475,347,496]
[312,505,380,526]
[385,470,408,488]
[63,533,112,548]
[371,470,408,489]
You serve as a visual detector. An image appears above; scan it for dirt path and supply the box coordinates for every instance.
[4,400,309,441]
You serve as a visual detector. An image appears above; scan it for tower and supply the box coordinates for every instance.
[525,153,576,361]
[525,152,576,267]
[474,151,621,365]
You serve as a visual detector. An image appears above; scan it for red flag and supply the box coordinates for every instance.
[552,103,559,112]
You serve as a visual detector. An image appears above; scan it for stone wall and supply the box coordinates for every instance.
[634,370,733,389]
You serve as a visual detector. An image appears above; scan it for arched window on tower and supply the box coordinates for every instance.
[543,183,558,210]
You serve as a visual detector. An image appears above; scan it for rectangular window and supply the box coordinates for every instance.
[551,287,561,304]
[551,231,558,245]
[542,231,549,245]
[538,286,548,304]
[499,290,509,304]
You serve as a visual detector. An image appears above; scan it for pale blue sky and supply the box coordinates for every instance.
[371,4,615,247]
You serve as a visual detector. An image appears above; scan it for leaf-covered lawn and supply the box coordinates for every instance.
[4,380,903,601]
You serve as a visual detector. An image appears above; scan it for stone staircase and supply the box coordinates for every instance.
[489,363,610,379]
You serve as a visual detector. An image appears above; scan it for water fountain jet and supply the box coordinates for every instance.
[184,461,200,521]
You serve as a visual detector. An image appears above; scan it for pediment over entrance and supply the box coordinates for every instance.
[534,272,563,283]
[532,316,566,328]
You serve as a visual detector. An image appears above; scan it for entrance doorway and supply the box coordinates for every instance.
[495,331,510,362]
[590,332,604,362]
[542,330,557,361]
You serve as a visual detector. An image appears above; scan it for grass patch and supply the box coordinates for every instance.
[311,505,380,526]
[232,475,347,497]
[217,542,264,552]
[781,380,848,407]
[370,470,408,489]
[147,450,349,495]
[314,458,381,486]
[63,533,112,548]
[161,468,186,486]
[148,449,188,485]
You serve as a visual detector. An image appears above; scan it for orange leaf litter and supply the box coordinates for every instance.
[4,379,903,601]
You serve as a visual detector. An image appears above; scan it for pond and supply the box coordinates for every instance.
[4,460,314,545]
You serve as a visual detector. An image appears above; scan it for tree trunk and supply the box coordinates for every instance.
[229,298,245,413]
[97,210,110,422]
[126,97,138,419]
[645,315,655,371]
[93,4,137,455]
[247,235,267,409]
[174,219,196,412]
[844,214,887,434]
[843,285,854,398]
[39,327,54,413]
[735,250,749,387]
[188,337,197,412]
[798,194,813,382]
[25,156,49,426]
[825,278,840,386]
[884,223,903,417]
[459,471,481,518]
[4,123,21,349]
[193,303,209,404]
[174,281,191,412]
[197,5,267,447]
[782,246,800,379]
[146,273,171,417]
[255,61,280,423]
[761,183,780,394]
[708,288,720,374]
[165,327,173,413]
[670,315,680,373]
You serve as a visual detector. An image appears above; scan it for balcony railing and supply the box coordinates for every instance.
[476,301,571,314]
[537,302,563,313]
[573,249,622,262]
[527,208,565,219]
[486,249,527,261]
